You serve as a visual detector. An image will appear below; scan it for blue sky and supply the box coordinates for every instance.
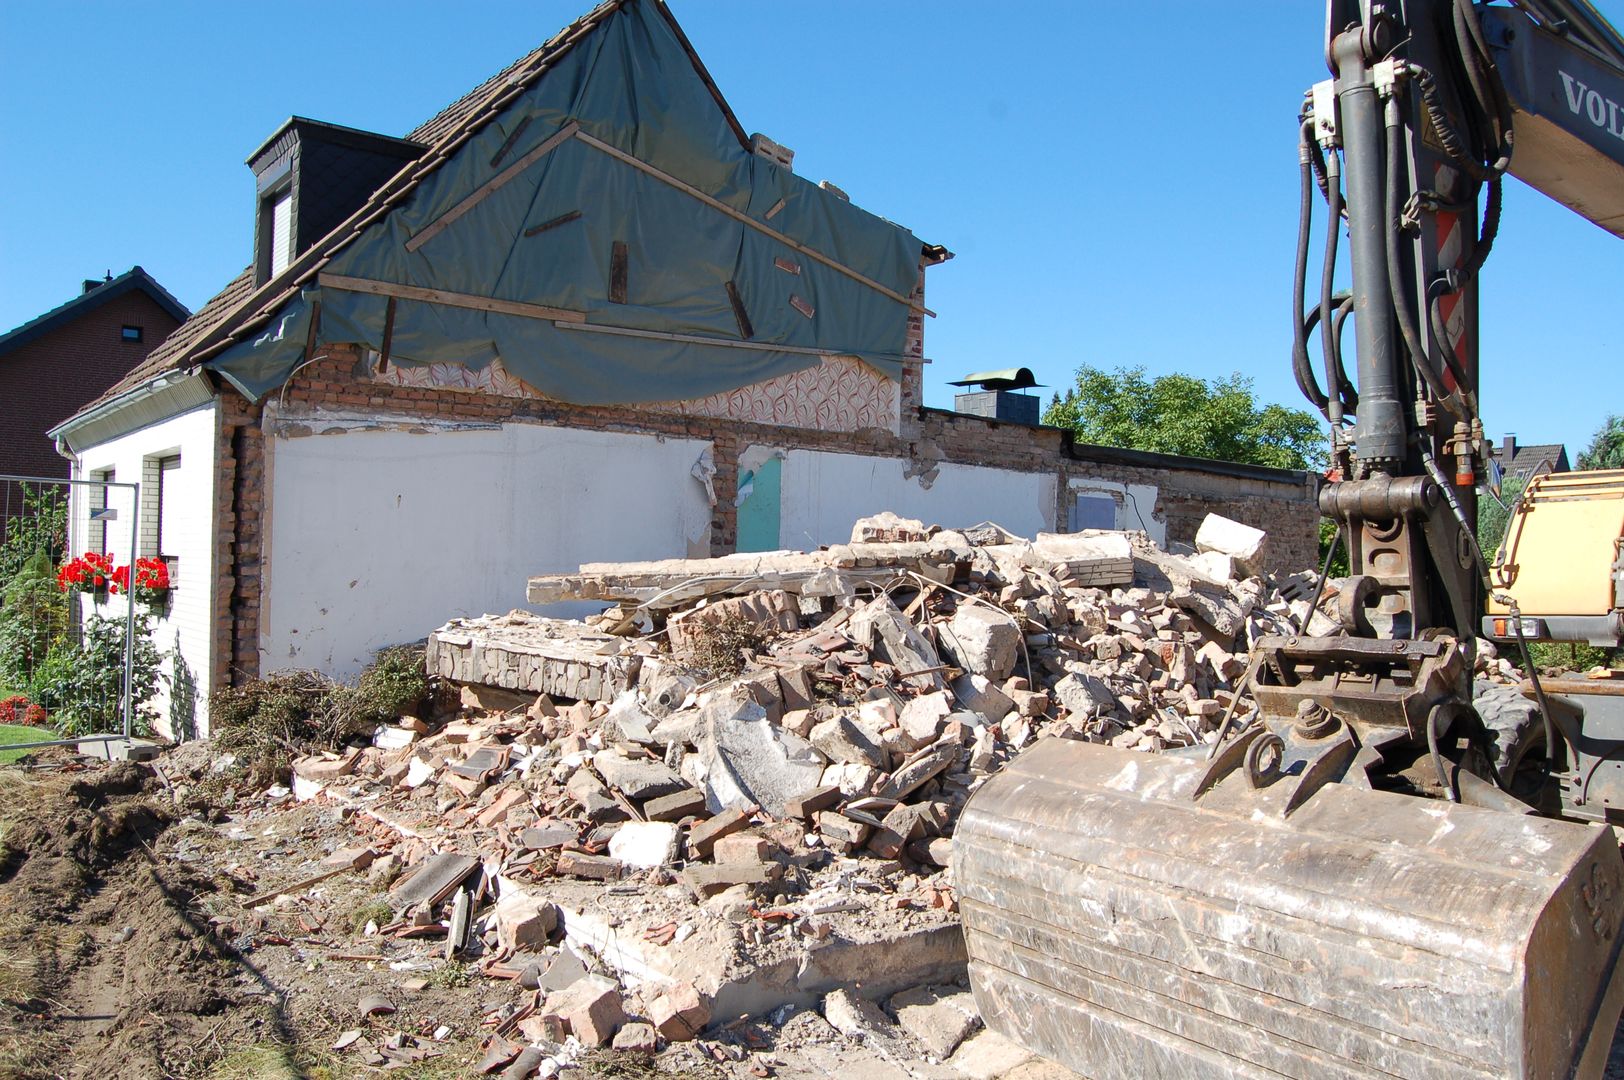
[1,1,1617,456]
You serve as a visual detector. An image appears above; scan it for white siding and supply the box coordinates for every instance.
[264,421,714,680]
[755,447,1058,549]
[70,403,219,739]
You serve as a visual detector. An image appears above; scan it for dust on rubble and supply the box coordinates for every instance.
[0,513,1539,1079]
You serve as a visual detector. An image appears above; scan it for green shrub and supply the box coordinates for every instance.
[211,646,428,788]
[0,552,68,692]
[0,485,67,595]
[30,613,163,737]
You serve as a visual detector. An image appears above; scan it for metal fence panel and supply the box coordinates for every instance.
[0,473,139,751]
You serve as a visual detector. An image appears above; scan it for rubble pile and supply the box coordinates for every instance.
[276,513,1359,1072]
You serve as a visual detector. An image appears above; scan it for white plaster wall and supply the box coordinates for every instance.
[71,403,218,739]
[1067,476,1165,547]
[765,448,1056,548]
[264,420,714,680]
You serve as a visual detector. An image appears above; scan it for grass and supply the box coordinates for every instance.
[0,723,47,765]
[348,897,395,935]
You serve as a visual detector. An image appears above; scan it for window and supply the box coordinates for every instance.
[269,187,294,277]
[88,468,115,553]
[157,456,181,561]
[120,325,143,343]
[1070,492,1120,532]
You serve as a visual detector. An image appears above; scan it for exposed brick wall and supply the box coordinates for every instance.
[212,390,267,688]
[0,290,183,480]
[898,262,927,442]
[218,340,1318,682]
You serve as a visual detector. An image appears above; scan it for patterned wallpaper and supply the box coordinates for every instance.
[370,352,900,434]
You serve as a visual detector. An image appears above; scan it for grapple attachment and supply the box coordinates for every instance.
[955,736,1624,1079]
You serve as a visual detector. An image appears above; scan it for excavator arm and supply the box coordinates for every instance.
[957,3,1624,1077]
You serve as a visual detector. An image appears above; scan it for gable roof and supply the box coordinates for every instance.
[73,0,942,420]
[0,266,189,358]
[79,0,735,413]
[1505,443,1570,476]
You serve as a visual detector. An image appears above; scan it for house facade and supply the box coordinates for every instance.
[51,0,1318,739]
[0,267,186,481]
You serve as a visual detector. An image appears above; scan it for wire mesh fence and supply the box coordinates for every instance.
[0,473,141,750]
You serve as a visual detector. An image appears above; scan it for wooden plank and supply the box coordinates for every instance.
[405,121,580,253]
[724,280,753,340]
[489,115,532,168]
[572,129,932,315]
[318,272,586,324]
[524,210,581,237]
[243,866,350,909]
[554,319,848,360]
[378,296,396,370]
[609,240,628,304]
[304,299,322,358]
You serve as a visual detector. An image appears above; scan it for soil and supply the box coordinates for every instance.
[6,750,1624,1080]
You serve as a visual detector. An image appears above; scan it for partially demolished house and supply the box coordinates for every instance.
[49,0,1318,738]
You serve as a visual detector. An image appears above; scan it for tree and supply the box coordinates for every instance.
[1043,365,1327,471]
[1578,415,1624,471]
[1476,475,1526,562]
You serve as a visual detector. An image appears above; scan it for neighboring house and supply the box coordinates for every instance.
[50,0,1318,740]
[0,268,187,481]
[1495,436,1570,482]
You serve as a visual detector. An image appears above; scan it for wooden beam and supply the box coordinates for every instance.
[724,281,753,340]
[489,115,532,168]
[379,296,397,370]
[608,240,628,304]
[572,130,933,316]
[556,319,873,361]
[318,272,586,324]
[405,121,580,254]
[524,210,581,237]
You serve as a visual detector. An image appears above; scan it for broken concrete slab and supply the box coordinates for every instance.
[696,689,825,815]
[949,674,1014,723]
[889,984,982,1060]
[593,749,687,801]
[426,611,639,703]
[938,604,1021,681]
[1196,512,1267,576]
[850,595,948,691]
[809,715,886,769]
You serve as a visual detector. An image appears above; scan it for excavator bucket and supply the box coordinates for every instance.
[955,736,1624,1079]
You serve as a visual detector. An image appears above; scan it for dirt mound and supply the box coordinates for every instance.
[0,764,282,1080]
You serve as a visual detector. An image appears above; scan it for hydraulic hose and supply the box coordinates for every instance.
[1410,62,1511,181]
[1383,112,1471,423]
[1294,119,1332,417]
[1330,295,1358,414]
[1320,150,1347,426]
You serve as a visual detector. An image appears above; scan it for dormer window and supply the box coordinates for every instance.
[247,117,424,287]
[267,185,294,278]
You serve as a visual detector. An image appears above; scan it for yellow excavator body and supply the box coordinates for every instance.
[1486,469,1624,643]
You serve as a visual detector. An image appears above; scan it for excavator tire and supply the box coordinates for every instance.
[1481,678,1552,805]
[954,734,1624,1079]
